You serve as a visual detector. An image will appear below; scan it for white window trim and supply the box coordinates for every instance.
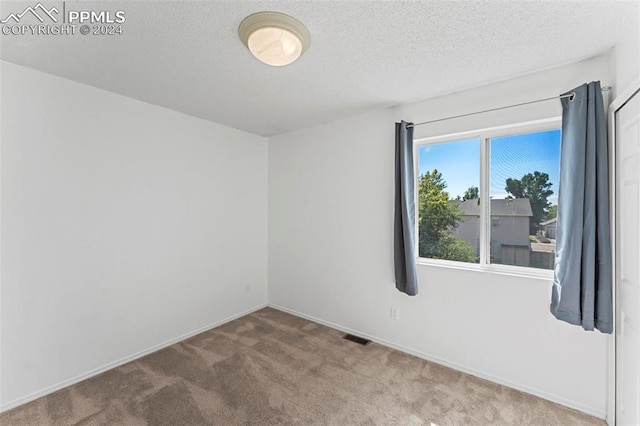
[413,117,562,280]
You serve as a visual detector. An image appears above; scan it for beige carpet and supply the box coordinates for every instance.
[1,307,604,425]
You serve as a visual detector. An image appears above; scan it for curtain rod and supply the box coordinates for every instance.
[407,86,612,128]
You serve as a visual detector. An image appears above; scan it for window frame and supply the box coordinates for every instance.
[413,117,562,280]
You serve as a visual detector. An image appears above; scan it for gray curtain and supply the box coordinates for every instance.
[394,121,418,296]
[551,81,612,333]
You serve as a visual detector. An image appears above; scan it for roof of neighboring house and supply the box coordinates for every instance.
[457,198,533,217]
[540,217,557,226]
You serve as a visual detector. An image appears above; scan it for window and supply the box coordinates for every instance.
[417,138,480,263]
[415,119,561,275]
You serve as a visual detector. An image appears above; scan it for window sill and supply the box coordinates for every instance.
[416,258,554,281]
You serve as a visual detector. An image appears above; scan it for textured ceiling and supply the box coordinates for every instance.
[1,1,638,136]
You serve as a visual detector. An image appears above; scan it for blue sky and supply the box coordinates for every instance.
[418,129,561,205]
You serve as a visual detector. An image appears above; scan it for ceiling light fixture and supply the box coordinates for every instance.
[238,11,310,67]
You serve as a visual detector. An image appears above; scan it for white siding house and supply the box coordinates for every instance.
[541,217,557,239]
[454,198,533,266]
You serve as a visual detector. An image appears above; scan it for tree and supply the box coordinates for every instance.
[427,234,476,263]
[505,171,554,234]
[463,185,479,200]
[418,170,476,262]
[545,205,558,221]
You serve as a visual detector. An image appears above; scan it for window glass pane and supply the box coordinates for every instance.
[489,129,561,269]
[417,139,480,263]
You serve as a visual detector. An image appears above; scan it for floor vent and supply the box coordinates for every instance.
[343,334,371,346]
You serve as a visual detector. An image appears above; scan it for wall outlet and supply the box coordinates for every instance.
[245,284,251,293]
[390,307,399,320]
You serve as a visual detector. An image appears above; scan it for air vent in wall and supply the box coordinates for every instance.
[343,334,371,346]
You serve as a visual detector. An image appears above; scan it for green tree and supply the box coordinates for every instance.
[545,204,558,221]
[463,185,479,200]
[505,171,554,234]
[418,170,476,262]
[428,234,476,262]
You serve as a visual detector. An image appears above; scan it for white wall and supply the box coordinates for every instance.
[268,54,613,418]
[0,62,268,410]
[612,3,640,95]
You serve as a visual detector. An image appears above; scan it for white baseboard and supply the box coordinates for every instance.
[268,303,605,420]
[0,303,268,413]
[2,301,604,419]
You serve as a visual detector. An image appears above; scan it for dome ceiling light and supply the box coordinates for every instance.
[238,11,310,67]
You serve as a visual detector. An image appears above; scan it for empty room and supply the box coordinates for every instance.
[1,1,639,425]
